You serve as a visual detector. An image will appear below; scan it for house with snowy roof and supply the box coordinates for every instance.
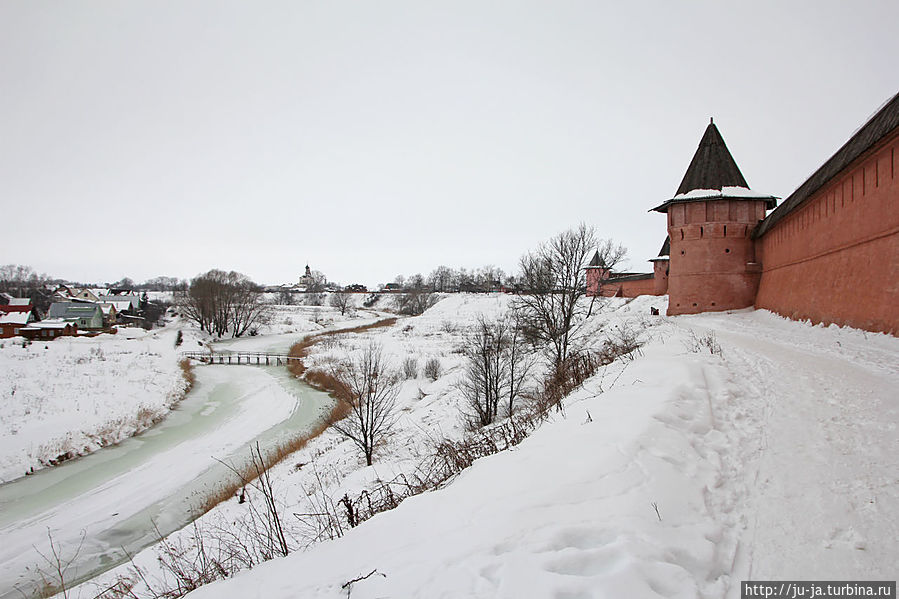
[588,90,899,334]
[72,288,102,302]
[0,297,34,313]
[48,302,105,330]
[19,319,77,340]
[0,310,33,338]
[97,294,140,314]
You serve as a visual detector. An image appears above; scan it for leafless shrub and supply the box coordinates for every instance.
[395,291,439,316]
[460,315,535,427]
[401,356,419,379]
[305,292,324,306]
[684,330,722,355]
[606,322,645,361]
[334,402,551,531]
[423,357,441,381]
[153,522,233,596]
[21,530,84,599]
[293,463,346,547]
[211,443,290,558]
[538,322,646,411]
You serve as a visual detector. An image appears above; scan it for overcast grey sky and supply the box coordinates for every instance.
[1,1,897,287]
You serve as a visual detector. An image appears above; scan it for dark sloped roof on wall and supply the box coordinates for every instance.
[606,273,654,283]
[676,120,749,195]
[658,236,670,257]
[754,91,899,238]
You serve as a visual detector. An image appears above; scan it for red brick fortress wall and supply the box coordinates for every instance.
[755,129,899,334]
[599,277,658,298]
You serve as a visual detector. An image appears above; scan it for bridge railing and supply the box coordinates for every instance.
[181,351,302,366]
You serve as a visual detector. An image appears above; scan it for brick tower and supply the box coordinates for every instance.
[652,119,777,315]
[585,250,610,296]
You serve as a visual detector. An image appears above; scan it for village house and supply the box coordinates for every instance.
[19,319,77,340]
[0,298,36,339]
[97,294,140,315]
[0,311,32,339]
[72,288,101,302]
[48,302,105,330]
[98,303,118,327]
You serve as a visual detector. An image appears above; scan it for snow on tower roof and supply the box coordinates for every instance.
[651,120,777,213]
[677,119,748,194]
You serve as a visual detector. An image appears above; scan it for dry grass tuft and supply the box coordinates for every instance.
[179,358,196,394]
[287,317,398,379]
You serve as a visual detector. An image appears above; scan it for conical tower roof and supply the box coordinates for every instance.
[675,119,748,195]
[586,250,605,268]
[651,119,776,213]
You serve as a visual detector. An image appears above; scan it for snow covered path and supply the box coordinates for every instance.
[680,312,899,591]
[180,303,897,599]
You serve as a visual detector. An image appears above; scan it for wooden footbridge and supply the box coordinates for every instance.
[181,351,301,366]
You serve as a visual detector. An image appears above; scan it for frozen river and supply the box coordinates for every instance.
[0,359,331,599]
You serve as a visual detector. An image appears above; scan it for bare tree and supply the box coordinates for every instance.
[329,343,401,466]
[504,313,536,417]
[426,265,455,293]
[180,270,271,338]
[277,289,295,305]
[329,289,352,315]
[395,290,439,316]
[305,292,324,306]
[460,315,534,427]
[514,224,625,372]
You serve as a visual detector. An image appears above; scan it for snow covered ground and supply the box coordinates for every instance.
[0,298,381,484]
[0,301,391,598]
[184,299,898,599]
[0,327,188,482]
[32,294,899,598]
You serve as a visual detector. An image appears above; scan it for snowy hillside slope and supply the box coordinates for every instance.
[0,328,188,482]
[179,297,898,599]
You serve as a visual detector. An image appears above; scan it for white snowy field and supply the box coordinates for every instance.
[0,298,382,484]
[62,294,898,599]
[0,327,188,483]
